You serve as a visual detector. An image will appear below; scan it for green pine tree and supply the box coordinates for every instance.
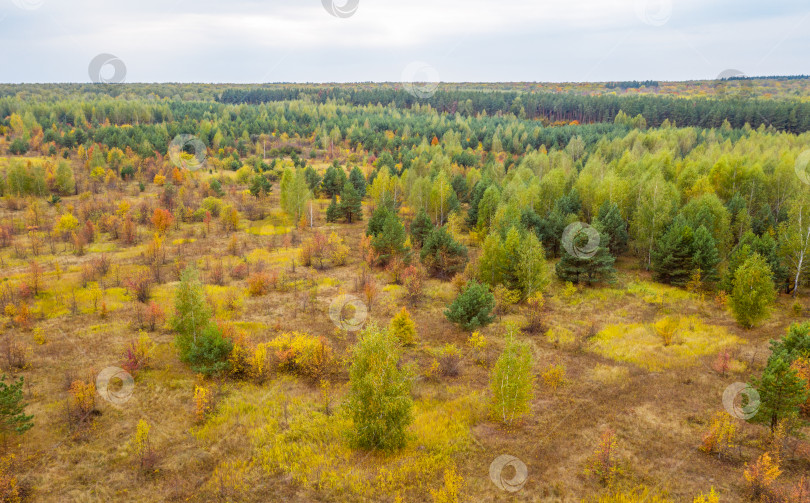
[751,355,809,432]
[691,225,720,283]
[371,210,406,264]
[420,226,468,279]
[555,229,616,286]
[651,217,695,286]
[409,207,434,248]
[325,195,341,223]
[349,166,367,197]
[594,200,628,255]
[366,205,391,237]
[445,280,496,330]
[0,375,34,448]
[339,181,363,223]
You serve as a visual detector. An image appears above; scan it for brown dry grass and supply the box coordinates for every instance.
[0,175,807,502]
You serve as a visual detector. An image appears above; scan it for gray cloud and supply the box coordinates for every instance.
[0,0,807,82]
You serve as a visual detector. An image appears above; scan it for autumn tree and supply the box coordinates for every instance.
[730,254,776,328]
[345,325,413,451]
[280,168,312,223]
[172,266,232,376]
[490,328,534,425]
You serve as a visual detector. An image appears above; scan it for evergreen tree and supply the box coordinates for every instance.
[338,181,363,223]
[349,166,367,197]
[466,180,489,227]
[325,195,341,223]
[420,226,468,279]
[594,200,628,255]
[345,325,413,451]
[651,217,695,286]
[770,322,810,362]
[304,165,322,194]
[409,207,434,248]
[371,210,406,264]
[555,230,616,286]
[366,205,391,237]
[444,280,496,330]
[321,163,347,197]
[731,254,776,328]
[691,225,721,283]
[0,375,34,446]
[249,173,272,197]
[751,355,809,432]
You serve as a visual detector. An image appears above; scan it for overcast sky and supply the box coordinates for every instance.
[0,0,807,83]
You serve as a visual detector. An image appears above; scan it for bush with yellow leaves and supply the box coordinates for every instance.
[389,307,417,346]
[132,419,157,474]
[541,363,566,391]
[430,467,463,503]
[267,332,333,380]
[692,488,719,503]
[699,412,736,457]
[68,379,95,428]
[654,316,679,346]
[467,331,487,365]
[205,460,251,501]
[743,452,781,500]
[194,385,212,423]
[0,455,20,503]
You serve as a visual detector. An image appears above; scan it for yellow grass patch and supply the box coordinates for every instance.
[587,316,742,371]
[194,381,482,500]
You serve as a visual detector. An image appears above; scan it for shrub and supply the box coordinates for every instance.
[389,307,417,346]
[467,331,488,365]
[654,316,679,346]
[438,344,462,377]
[489,330,534,424]
[142,301,165,331]
[121,331,154,374]
[585,429,622,487]
[267,332,332,380]
[525,292,545,332]
[699,412,736,456]
[430,467,463,503]
[444,280,495,331]
[194,385,212,422]
[541,363,566,391]
[492,285,520,314]
[68,379,95,426]
[345,325,413,451]
[0,454,20,502]
[401,264,425,303]
[743,452,781,500]
[247,271,271,296]
[132,419,157,474]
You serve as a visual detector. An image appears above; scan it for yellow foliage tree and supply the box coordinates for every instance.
[389,307,417,346]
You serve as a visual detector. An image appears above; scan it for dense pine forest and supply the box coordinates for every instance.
[0,79,809,502]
